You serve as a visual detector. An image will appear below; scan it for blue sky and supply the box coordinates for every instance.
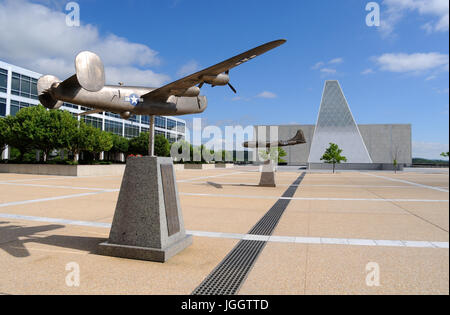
[0,0,448,158]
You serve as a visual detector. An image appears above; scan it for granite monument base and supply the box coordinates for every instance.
[258,160,277,187]
[97,156,192,263]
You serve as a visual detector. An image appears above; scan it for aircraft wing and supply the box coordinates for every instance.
[142,39,286,102]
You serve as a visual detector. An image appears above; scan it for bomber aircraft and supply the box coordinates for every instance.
[37,40,286,119]
[243,129,307,148]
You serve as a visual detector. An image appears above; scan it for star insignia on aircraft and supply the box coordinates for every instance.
[130,94,139,105]
[125,94,141,106]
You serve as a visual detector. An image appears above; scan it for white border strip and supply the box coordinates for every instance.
[195,182,449,189]
[0,213,447,249]
[180,192,448,203]
[0,190,446,209]
[0,190,118,208]
[362,173,449,193]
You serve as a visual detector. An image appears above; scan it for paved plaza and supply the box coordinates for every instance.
[0,167,448,295]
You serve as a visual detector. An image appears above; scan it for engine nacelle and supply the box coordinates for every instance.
[120,111,132,120]
[202,73,230,86]
[176,86,200,97]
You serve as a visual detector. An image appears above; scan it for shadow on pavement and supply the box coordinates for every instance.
[0,221,106,258]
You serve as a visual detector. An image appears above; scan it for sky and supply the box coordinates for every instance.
[0,0,448,159]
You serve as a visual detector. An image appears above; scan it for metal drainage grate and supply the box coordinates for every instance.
[192,173,306,295]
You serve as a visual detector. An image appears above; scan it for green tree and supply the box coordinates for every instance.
[2,108,39,161]
[128,132,149,156]
[258,147,287,164]
[91,129,113,159]
[66,122,96,162]
[441,152,449,158]
[109,133,129,155]
[278,147,287,163]
[0,117,7,155]
[154,134,170,157]
[170,139,192,163]
[217,150,233,163]
[320,143,347,174]
[34,108,78,161]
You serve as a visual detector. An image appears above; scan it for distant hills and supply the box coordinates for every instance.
[413,158,449,166]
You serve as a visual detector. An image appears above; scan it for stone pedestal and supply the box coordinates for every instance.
[258,160,277,187]
[98,156,192,262]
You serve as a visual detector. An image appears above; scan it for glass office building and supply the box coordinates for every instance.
[0,60,186,158]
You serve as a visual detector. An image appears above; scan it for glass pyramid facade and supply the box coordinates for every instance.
[308,80,372,163]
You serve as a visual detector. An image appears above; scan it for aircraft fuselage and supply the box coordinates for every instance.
[52,84,208,117]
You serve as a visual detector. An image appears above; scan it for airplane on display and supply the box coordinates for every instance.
[243,129,307,148]
[37,39,286,119]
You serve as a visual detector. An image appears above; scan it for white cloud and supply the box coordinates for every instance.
[329,58,343,64]
[311,62,325,70]
[361,68,375,75]
[381,0,449,37]
[320,68,337,74]
[312,58,343,75]
[0,0,170,87]
[412,141,449,159]
[105,67,170,87]
[374,52,449,73]
[177,60,200,77]
[256,91,277,99]
[312,58,343,69]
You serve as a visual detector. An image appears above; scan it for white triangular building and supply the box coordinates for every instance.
[308,80,372,163]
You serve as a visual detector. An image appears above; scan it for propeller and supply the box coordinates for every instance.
[197,70,237,94]
[228,82,237,94]
[225,70,237,94]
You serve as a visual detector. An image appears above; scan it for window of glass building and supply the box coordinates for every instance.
[20,76,30,98]
[10,72,38,99]
[0,68,7,93]
[31,78,38,99]
[155,116,166,129]
[0,98,6,117]
[167,132,177,143]
[81,115,102,129]
[141,127,149,133]
[141,115,150,125]
[63,103,79,110]
[177,121,186,133]
[129,115,139,123]
[10,100,33,116]
[167,118,176,131]
[155,130,166,138]
[105,119,123,136]
[105,112,121,119]
[11,73,20,96]
[124,123,139,138]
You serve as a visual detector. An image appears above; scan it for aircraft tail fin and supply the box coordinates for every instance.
[290,129,306,143]
[37,51,104,109]
[74,51,105,92]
